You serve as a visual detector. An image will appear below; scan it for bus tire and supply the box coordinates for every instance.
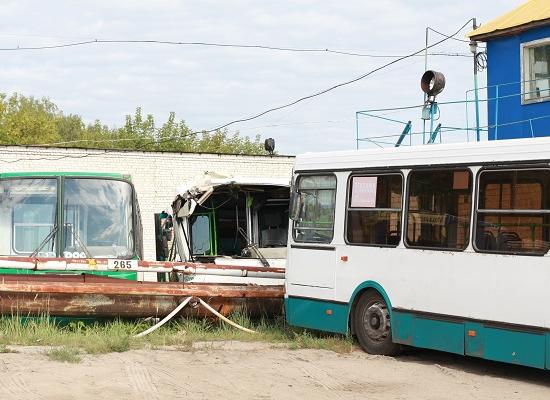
[353,291,399,356]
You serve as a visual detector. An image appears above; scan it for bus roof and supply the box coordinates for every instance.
[294,137,550,172]
[0,172,128,180]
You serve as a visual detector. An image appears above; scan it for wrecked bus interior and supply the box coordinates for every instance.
[171,173,290,274]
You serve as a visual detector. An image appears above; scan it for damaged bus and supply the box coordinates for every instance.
[171,173,290,282]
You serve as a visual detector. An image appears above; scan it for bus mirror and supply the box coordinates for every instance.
[289,192,303,221]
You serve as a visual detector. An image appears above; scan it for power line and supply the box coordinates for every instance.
[201,18,474,134]
[32,137,155,147]
[0,135,181,163]
[0,18,474,162]
[428,27,470,43]
[0,38,471,58]
[327,49,470,58]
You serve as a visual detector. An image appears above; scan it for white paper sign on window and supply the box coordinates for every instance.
[351,176,378,207]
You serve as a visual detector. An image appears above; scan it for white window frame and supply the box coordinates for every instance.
[345,172,404,247]
[521,37,550,105]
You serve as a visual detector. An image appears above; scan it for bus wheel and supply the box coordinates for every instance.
[354,291,399,356]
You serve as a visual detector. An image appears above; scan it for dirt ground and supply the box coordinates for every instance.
[0,341,549,400]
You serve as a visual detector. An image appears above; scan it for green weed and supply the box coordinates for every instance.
[0,314,352,355]
[0,345,17,353]
[45,347,82,363]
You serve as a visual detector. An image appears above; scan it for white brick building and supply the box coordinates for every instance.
[0,145,294,260]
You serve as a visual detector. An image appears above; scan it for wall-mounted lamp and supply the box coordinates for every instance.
[469,39,478,55]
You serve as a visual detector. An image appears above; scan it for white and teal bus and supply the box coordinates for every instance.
[285,137,550,370]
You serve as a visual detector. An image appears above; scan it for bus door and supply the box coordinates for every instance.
[288,174,337,288]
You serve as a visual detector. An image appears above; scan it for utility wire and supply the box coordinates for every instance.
[0,38,471,57]
[0,19,474,162]
[427,27,471,43]
[200,18,474,134]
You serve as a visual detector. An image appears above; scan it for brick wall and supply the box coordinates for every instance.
[0,146,294,260]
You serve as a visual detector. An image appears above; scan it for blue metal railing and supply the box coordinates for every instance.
[356,78,550,149]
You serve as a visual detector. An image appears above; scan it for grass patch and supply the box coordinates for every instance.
[79,322,132,354]
[45,347,82,363]
[0,345,18,353]
[288,331,354,354]
[0,314,353,355]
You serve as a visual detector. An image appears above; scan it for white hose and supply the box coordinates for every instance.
[133,296,257,337]
[134,296,193,338]
[198,298,256,334]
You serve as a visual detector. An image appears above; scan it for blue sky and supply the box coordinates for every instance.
[0,0,525,154]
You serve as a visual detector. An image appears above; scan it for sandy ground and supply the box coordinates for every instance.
[0,341,549,400]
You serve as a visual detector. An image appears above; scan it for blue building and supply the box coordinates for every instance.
[469,0,550,140]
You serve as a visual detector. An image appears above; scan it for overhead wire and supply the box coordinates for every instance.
[0,19,474,162]
[0,38,471,58]
[196,18,474,134]
[427,26,471,43]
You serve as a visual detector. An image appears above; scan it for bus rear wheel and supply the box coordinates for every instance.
[353,291,399,356]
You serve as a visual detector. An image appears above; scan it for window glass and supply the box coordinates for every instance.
[347,174,402,246]
[293,175,336,243]
[191,214,212,255]
[0,179,57,256]
[524,43,550,101]
[406,169,472,250]
[476,169,550,255]
[63,179,134,258]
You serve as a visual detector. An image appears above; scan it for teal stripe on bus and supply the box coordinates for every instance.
[393,310,548,369]
[286,281,393,335]
[285,297,348,334]
[393,311,464,355]
[474,325,546,368]
[287,286,550,370]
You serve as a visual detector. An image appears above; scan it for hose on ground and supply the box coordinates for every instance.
[134,296,193,338]
[134,296,257,337]
[197,298,256,334]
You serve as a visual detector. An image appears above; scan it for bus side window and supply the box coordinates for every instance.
[475,168,550,255]
[346,174,402,246]
[293,175,337,244]
[406,169,472,250]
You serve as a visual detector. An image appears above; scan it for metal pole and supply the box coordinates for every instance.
[472,18,481,142]
[355,112,359,149]
[495,84,499,139]
[423,27,429,145]
[429,103,435,142]
[474,75,481,141]
[424,27,429,75]
[465,89,470,141]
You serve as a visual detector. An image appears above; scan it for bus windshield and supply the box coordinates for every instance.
[0,178,58,256]
[0,177,134,258]
[63,179,134,258]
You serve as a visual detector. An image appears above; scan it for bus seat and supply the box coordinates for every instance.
[388,230,400,246]
[260,212,287,247]
[479,231,497,250]
[497,231,522,252]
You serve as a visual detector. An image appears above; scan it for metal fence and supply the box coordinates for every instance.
[356,78,550,149]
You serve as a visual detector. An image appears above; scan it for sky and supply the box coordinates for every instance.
[0,0,526,154]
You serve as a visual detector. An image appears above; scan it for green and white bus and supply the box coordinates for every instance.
[0,172,143,279]
[285,137,550,369]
